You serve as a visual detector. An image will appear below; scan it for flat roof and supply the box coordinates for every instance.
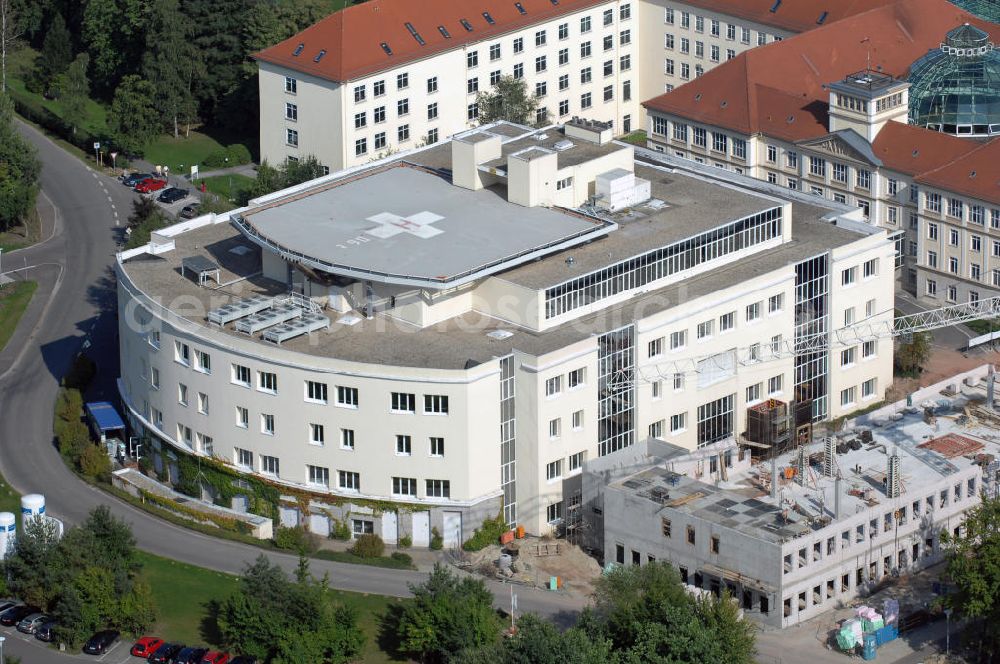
[236,163,612,289]
[479,127,625,170]
[612,381,994,545]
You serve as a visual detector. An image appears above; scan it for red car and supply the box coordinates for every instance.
[201,653,230,664]
[135,178,168,194]
[130,636,164,657]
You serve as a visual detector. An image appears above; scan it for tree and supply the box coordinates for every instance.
[894,331,931,375]
[476,76,544,126]
[217,555,364,664]
[395,564,502,663]
[81,0,149,96]
[142,0,199,137]
[58,53,90,135]
[3,517,63,608]
[942,496,1000,660]
[108,74,158,154]
[453,614,612,664]
[35,11,71,91]
[0,93,40,231]
[0,0,22,91]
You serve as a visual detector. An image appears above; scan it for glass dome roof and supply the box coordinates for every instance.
[907,23,1000,137]
[948,0,1000,24]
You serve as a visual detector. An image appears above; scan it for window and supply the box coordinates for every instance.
[372,79,385,97]
[231,364,251,387]
[863,340,876,358]
[581,92,592,109]
[354,112,366,129]
[856,169,871,190]
[197,392,209,415]
[670,330,687,349]
[535,81,547,97]
[397,124,410,142]
[235,447,253,469]
[841,386,857,407]
[466,51,478,69]
[649,419,663,438]
[430,437,445,457]
[768,293,784,313]
[568,368,586,388]
[391,392,415,413]
[286,129,298,147]
[673,373,685,391]
[395,435,412,456]
[549,418,561,439]
[535,55,546,73]
[545,376,562,397]
[620,29,631,45]
[395,72,408,90]
[306,465,329,488]
[949,257,959,275]
[374,106,386,123]
[809,156,825,177]
[426,479,450,498]
[569,451,585,471]
[746,302,761,322]
[768,374,783,394]
[603,85,613,102]
[177,383,188,406]
[546,460,563,480]
[842,267,857,286]
[285,102,298,121]
[257,371,277,394]
[337,386,358,407]
[261,413,275,435]
[719,311,735,332]
[950,229,959,246]
[309,423,325,446]
[174,341,190,365]
[686,525,696,545]
[603,59,613,77]
[696,394,734,446]
[305,380,328,403]
[355,138,367,156]
[261,455,279,476]
[862,378,877,399]
[693,126,706,147]
[741,27,750,43]
[236,406,248,429]
[396,99,409,117]
[841,347,856,367]
[284,76,297,93]
[572,409,584,430]
[392,477,416,496]
[467,103,479,120]
[340,428,355,450]
[928,250,938,268]
[696,320,713,339]
[547,503,563,523]
[514,36,524,53]
[863,258,878,278]
[927,192,942,213]
[746,383,761,403]
[681,37,690,54]
[670,412,687,432]
[335,471,359,493]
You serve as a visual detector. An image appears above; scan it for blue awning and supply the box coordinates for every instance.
[85,402,126,432]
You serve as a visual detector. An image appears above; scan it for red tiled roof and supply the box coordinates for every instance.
[644,0,1000,141]
[254,0,608,83]
[914,139,1000,201]
[871,121,981,176]
[673,0,899,34]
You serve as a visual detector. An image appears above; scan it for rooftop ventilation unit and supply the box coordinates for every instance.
[553,139,574,151]
[487,330,513,340]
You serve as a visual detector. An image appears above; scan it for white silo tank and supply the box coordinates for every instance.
[20,494,45,527]
[0,512,14,559]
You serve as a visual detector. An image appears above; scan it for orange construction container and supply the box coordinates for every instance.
[500,530,515,545]
[516,525,525,539]
[784,467,796,480]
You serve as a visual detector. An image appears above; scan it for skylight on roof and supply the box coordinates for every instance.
[314,49,326,62]
[515,3,527,15]
[405,22,426,45]
[381,42,393,56]
[769,0,781,12]
[483,11,495,24]
[438,25,451,38]
[817,11,828,24]
[460,18,473,31]
[550,0,560,5]
[293,43,305,56]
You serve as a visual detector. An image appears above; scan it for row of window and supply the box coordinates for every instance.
[547,408,587,439]
[664,36,738,63]
[924,278,992,305]
[544,367,586,396]
[544,451,586,481]
[839,377,879,407]
[650,119,748,160]
[663,8,777,46]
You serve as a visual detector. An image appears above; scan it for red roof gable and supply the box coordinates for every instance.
[872,121,982,176]
[914,139,1000,201]
[255,0,608,83]
[673,0,899,34]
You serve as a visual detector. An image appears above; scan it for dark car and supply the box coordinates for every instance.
[0,604,38,626]
[0,600,17,615]
[122,172,153,187]
[174,647,208,664]
[35,619,57,642]
[178,203,202,220]
[82,630,119,655]
[157,187,189,204]
[148,643,184,664]
[228,658,257,664]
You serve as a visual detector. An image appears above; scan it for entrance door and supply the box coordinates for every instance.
[411,511,430,547]
[382,511,398,544]
[443,511,462,549]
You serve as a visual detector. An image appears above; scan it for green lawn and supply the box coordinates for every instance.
[202,174,255,202]
[619,130,648,147]
[0,470,21,517]
[144,133,229,175]
[137,551,408,662]
[966,319,1000,336]
[0,281,38,353]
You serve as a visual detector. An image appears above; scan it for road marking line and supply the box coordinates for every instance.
[107,195,112,202]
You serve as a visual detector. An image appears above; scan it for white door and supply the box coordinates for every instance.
[381,511,398,544]
[309,513,330,537]
[443,511,462,549]
[279,506,299,528]
[411,511,430,547]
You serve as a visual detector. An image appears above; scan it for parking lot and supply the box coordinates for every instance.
[0,622,134,663]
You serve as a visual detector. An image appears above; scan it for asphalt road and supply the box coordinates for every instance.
[0,124,582,661]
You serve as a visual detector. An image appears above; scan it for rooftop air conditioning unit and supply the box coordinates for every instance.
[553,140,574,151]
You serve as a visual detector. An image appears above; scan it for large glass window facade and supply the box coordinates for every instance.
[794,254,830,419]
[598,326,635,457]
[697,394,734,447]
[545,208,783,319]
[499,356,517,526]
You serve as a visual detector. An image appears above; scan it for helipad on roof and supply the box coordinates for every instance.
[234,163,613,289]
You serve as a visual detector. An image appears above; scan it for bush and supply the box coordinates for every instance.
[226,144,252,165]
[461,513,508,552]
[350,533,385,558]
[398,535,412,548]
[391,551,413,565]
[330,519,352,541]
[79,444,111,481]
[273,526,319,554]
[430,526,444,551]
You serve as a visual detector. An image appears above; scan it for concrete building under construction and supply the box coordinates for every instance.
[584,365,1000,628]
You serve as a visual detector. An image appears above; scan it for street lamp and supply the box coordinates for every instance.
[944,607,952,656]
[1,634,7,662]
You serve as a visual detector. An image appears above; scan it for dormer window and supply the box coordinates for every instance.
[313,49,326,62]
[381,42,393,56]
[515,3,527,15]
[482,12,495,25]
[438,25,451,38]
[460,18,473,31]
[405,22,425,45]
[292,43,304,56]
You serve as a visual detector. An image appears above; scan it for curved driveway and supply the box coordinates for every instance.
[0,123,581,662]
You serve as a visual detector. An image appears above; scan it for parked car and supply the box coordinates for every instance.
[0,604,38,626]
[122,172,153,187]
[135,178,168,194]
[157,187,189,204]
[201,652,230,664]
[16,612,49,634]
[228,658,257,664]
[35,619,57,642]
[178,203,202,219]
[131,636,165,657]
[174,646,208,663]
[148,643,184,664]
[83,630,120,655]
[0,600,18,615]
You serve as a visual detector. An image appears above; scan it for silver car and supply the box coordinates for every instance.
[16,612,49,634]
